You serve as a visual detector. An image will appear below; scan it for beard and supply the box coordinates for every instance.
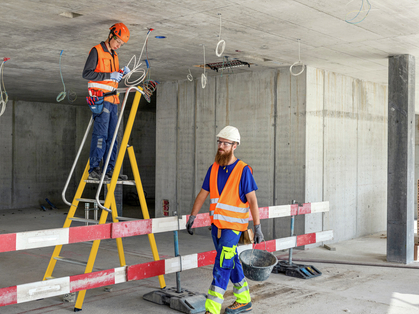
[215,148,233,166]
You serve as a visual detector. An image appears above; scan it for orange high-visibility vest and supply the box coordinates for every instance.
[88,43,120,104]
[209,160,250,231]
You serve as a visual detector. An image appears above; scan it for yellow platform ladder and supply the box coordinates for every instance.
[43,86,166,312]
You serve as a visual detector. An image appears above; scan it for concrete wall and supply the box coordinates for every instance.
[0,98,156,211]
[0,101,77,210]
[156,66,388,243]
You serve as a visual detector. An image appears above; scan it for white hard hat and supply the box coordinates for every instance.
[216,126,240,145]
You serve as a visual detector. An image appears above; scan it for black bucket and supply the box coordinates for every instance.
[239,249,278,281]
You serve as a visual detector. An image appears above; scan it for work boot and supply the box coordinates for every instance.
[105,169,128,181]
[88,167,102,180]
[224,301,252,313]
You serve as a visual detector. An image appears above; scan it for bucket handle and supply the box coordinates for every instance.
[250,240,267,266]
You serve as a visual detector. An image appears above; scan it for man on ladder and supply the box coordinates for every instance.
[82,22,130,181]
[186,126,264,314]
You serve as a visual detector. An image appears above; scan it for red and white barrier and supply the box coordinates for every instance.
[0,229,333,307]
[0,202,329,253]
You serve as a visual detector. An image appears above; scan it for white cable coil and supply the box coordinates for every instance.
[202,44,207,89]
[215,13,225,57]
[123,30,153,87]
[187,69,193,82]
[290,39,305,77]
[0,60,9,117]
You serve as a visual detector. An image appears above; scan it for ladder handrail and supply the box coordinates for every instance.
[95,86,145,213]
[62,117,94,206]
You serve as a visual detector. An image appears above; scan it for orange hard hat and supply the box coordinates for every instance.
[109,23,130,43]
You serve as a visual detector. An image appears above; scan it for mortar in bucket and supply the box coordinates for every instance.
[239,247,278,281]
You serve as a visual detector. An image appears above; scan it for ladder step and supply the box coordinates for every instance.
[54,257,87,267]
[85,179,136,186]
[76,198,105,204]
[116,216,140,221]
[69,217,100,224]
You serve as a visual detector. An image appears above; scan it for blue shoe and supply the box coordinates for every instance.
[225,301,252,313]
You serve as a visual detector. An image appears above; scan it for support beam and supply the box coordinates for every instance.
[387,54,415,264]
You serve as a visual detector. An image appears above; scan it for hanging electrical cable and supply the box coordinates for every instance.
[215,13,226,57]
[56,50,67,102]
[289,39,305,77]
[202,44,207,89]
[0,57,10,117]
[123,28,154,87]
[56,50,77,103]
[187,69,193,82]
[345,0,371,24]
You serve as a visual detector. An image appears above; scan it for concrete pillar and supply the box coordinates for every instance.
[387,54,415,264]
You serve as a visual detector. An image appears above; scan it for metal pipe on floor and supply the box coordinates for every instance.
[277,258,419,269]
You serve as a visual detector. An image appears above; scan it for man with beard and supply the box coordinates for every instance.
[186,126,264,314]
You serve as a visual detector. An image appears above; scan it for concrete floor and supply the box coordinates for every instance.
[1,205,419,314]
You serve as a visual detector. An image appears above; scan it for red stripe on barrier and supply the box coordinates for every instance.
[191,213,211,228]
[253,240,276,252]
[127,260,165,281]
[258,207,269,219]
[69,224,111,243]
[0,233,16,253]
[297,233,316,246]
[70,269,115,292]
[198,250,217,267]
[290,204,298,216]
[291,203,312,216]
[0,286,17,306]
[112,219,152,238]
[299,203,311,215]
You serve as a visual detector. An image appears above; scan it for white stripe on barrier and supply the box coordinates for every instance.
[152,216,187,233]
[237,244,252,254]
[311,201,329,214]
[315,230,333,242]
[276,236,297,250]
[16,228,69,250]
[165,254,198,274]
[114,266,127,284]
[268,205,291,219]
[17,277,70,303]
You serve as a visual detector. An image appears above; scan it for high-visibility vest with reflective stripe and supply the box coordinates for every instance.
[209,160,250,231]
[88,43,120,104]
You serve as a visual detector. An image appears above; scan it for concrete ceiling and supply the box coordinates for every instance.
[2,0,419,106]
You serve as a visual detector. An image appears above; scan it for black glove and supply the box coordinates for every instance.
[186,215,196,235]
[254,224,264,244]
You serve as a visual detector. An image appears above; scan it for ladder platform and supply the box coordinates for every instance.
[69,217,100,224]
[84,179,136,185]
[54,256,88,267]
[116,216,140,221]
[76,198,105,204]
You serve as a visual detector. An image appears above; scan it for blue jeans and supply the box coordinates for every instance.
[89,101,118,173]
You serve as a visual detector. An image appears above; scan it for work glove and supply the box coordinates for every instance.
[186,215,196,235]
[122,66,130,75]
[110,71,123,82]
[254,224,264,244]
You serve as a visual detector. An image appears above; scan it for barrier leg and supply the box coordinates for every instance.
[272,200,323,279]
[143,213,206,314]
